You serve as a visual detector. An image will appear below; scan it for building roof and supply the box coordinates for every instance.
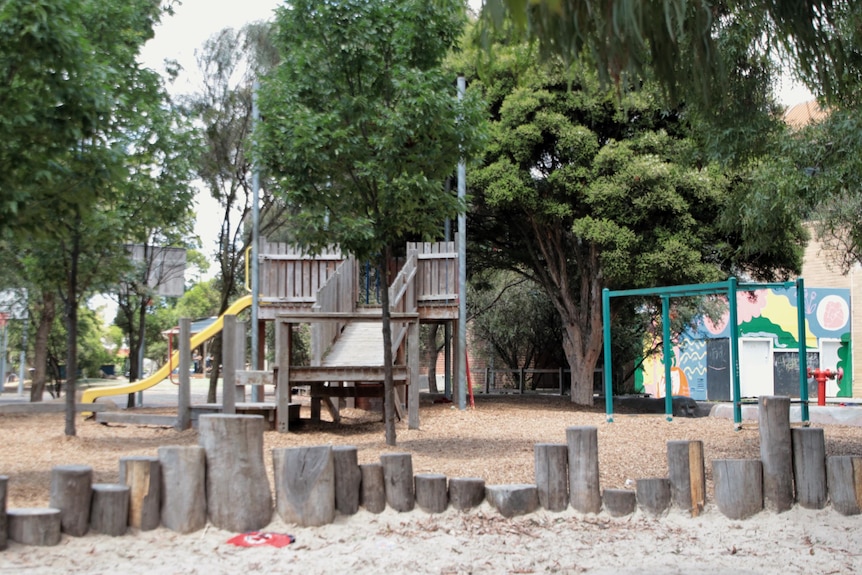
[161,317,218,336]
[784,99,827,129]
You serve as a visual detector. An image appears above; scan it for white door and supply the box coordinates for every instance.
[739,339,773,399]
[821,339,842,397]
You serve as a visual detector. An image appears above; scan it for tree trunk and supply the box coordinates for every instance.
[564,319,601,405]
[426,323,440,394]
[379,248,396,446]
[129,294,148,408]
[207,335,222,403]
[64,229,80,437]
[554,278,602,405]
[30,291,55,402]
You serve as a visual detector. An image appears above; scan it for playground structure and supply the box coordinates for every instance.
[602,278,831,428]
[81,240,461,431]
[4,396,862,548]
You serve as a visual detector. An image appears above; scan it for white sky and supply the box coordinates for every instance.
[139,0,281,268]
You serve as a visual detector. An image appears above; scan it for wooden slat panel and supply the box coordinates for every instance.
[291,366,408,382]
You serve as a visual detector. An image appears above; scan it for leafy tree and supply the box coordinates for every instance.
[0,0,128,221]
[6,0,197,434]
[186,22,286,402]
[465,46,805,405]
[468,270,565,390]
[258,0,487,445]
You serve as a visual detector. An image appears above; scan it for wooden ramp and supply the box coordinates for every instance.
[322,321,383,367]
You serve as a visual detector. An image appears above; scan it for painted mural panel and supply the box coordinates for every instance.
[640,286,852,399]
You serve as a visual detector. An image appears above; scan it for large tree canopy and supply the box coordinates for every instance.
[479,0,862,107]
[257,0,486,444]
[0,0,168,224]
[464,43,806,404]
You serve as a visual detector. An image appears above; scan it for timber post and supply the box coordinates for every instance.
[758,395,794,512]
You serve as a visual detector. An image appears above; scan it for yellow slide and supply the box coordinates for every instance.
[81,295,253,407]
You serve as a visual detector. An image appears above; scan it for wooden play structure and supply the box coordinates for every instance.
[84,239,461,432]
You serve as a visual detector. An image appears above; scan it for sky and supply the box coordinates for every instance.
[139,0,281,266]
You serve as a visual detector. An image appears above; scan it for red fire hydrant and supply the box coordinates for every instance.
[807,367,843,406]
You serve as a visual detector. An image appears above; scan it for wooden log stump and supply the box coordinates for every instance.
[448,477,485,511]
[90,484,130,536]
[7,508,61,546]
[158,446,206,533]
[566,426,601,514]
[415,473,447,513]
[534,443,568,512]
[380,453,414,512]
[273,446,335,527]
[48,464,92,537]
[333,446,361,516]
[636,478,671,516]
[667,440,705,516]
[0,475,7,551]
[119,456,160,530]
[198,414,272,532]
[359,463,386,514]
[758,396,793,512]
[791,427,827,509]
[602,489,636,517]
[485,484,539,518]
[826,456,862,516]
[713,459,763,520]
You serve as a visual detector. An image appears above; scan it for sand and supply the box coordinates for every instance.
[2,395,862,573]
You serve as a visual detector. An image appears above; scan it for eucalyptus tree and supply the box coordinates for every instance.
[258,0,487,445]
[186,22,287,402]
[479,0,862,108]
[0,0,124,223]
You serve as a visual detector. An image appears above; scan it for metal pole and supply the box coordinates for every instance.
[456,76,467,411]
[797,278,810,424]
[603,288,613,422]
[18,315,28,396]
[0,320,6,394]
[728,277,742,429]
[251,81,262,401]
[661,295,673,421]
[444,218,452,400]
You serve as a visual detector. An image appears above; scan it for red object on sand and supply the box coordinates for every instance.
[227,532,295,548]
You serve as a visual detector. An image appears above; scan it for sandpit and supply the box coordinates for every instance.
[2,395,862,574]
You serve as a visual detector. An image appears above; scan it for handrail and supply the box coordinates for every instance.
[388,249,418,355]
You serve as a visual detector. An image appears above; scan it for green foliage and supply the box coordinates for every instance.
[257,0,487,261]
[786,109,862,272]
[175,280,221,320]
[466,40,805,403]
[478,0,862,111]
[468,270,566,389]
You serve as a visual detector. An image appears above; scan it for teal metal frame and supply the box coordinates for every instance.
[602,278,809,429]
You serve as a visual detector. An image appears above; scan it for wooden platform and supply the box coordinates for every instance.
[0,402,117,415]
[95,412,177,427]
[189,402,300,430]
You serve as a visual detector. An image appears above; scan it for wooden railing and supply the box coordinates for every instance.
[388,249,418,354]
[259,241,343,306]
[310,257,357,365]
[259,240,458,322]
[407,241,457,304]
